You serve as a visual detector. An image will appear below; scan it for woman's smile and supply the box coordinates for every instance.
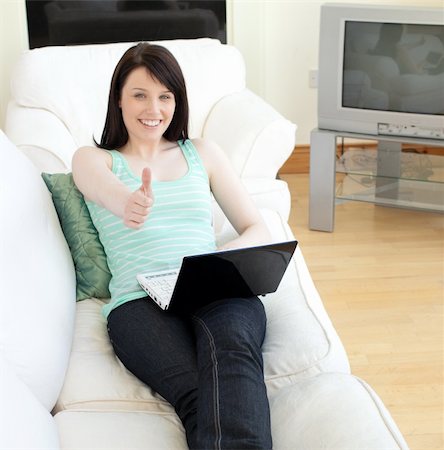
[139,119,162,128]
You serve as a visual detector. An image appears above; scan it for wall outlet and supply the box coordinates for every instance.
[309,69,318,88]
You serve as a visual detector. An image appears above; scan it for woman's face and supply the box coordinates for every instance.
[119,66,176,144]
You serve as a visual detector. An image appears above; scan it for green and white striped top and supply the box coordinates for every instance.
[86,139,217,318]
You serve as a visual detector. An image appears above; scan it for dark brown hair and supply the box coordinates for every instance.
[97,43,189,149]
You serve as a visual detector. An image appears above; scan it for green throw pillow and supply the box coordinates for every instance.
[42,172,111,301]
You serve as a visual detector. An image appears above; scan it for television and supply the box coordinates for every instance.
[317,3,444,141]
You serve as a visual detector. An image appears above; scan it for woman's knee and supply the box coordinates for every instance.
[193,297,267,352]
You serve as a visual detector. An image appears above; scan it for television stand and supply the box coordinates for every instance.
[309,128,444,232]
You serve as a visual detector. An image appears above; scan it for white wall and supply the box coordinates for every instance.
[1,0,442,143]
[0,0,28,129]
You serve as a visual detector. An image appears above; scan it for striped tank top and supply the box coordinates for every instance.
[86,139,217,318]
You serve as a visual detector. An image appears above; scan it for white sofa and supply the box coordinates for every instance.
[1,39,409,450]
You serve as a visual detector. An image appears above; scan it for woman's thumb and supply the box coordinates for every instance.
[141,167,152,196]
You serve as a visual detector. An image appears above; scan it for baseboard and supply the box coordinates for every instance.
[279,142,444,174]
[278,145,310,174]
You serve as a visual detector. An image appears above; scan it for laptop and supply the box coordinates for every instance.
[136,240,298,314]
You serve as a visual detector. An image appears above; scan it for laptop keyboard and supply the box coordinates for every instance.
[143,271,178,306]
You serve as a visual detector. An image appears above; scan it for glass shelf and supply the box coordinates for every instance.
[335,148,444,212]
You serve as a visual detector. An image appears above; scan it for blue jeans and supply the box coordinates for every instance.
[107,297,272,450]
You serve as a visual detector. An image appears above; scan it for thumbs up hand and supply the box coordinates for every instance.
[123,167,154,229]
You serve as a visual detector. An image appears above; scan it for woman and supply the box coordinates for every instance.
[72,43,273,450]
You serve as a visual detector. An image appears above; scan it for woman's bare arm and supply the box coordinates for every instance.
[194,139,271,249]
[72,147,153,229]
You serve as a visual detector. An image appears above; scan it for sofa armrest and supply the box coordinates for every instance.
[0,357,60,450]
[202,89,297,179]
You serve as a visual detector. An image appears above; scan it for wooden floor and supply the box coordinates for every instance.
[280,173,444,450]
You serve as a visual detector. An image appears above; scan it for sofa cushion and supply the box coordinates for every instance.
[54,373,408,450]
[55,298,173,413]
[42,172,112,301]
[55,210,350,413]
[0,130,76,410]
[55,410,188,450]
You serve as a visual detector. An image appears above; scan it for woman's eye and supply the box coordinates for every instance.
[134,93,145,99]
[160,95,171,100]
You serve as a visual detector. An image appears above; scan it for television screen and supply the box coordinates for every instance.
[342,21,444,116]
